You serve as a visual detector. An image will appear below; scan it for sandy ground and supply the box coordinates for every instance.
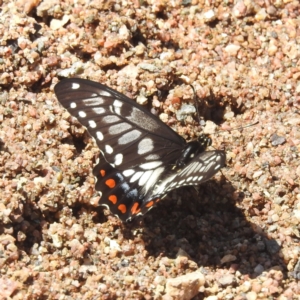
[1,0,300,299]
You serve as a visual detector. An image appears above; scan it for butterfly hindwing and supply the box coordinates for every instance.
[156,150,225,194]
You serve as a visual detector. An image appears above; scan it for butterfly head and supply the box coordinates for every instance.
[197,134,212,149]
[176,134,212,169]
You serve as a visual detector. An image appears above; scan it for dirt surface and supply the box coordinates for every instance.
[1,0,300,299]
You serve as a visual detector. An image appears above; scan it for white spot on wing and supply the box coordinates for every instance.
[105,145,113,154]
[98,90,111,97]
[113,100,123,107]
[144,166,164,193]
[89,120,97,128]
[214,163,221,170]
[130,171,143,183]
[92,107,106,114]
[138,170,153,186]
[155,174,176,194]
[181,161,200,176]
[83,97,104,106]
[70,102,77,108]
[103,115,121,124]
[145,154,160,160]
[114,153,123,166]
[138,138,154,155]
[71,83,80,89]
[112,100,123,115]
[123,169,135,177]
[96,131,104,141]
[118,130,142,145]
[199,165,206,172]
[109,123,132,135]
[78,111,86,118]
[140,161,162,170]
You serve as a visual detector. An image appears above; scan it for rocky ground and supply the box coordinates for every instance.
[0,0,300,299]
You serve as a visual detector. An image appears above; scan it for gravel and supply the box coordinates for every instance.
[0,0,300,299]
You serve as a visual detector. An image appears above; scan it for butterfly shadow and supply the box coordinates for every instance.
[122,176,286,280]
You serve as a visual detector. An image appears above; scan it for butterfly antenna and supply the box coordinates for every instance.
[218,121,259,133]
[190,85,201,122]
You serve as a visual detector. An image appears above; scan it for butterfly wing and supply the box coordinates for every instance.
[93,153,163,221]
[55,78,186,170]
[93,150,225,221]
[55,78,226,222]
[154,150,226,195]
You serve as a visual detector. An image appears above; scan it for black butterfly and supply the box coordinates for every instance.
[55,78,225,221]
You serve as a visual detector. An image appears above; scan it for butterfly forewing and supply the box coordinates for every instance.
[54,79,185,170]
[55,78,226,221]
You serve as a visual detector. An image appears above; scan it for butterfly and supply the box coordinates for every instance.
[54,78,225,221]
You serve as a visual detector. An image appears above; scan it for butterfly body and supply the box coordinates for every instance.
[55,78,225,221]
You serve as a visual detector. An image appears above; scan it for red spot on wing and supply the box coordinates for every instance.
[105,178,115,188]
[146,198,160,208]
[100,169,106,177]
[131,202,140,215]
[145,200,154,208]
[108,195,117,204]
[118,204,126,214]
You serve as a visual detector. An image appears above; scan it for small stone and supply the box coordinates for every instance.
[50,15,70,30]
[137,95,148,105]
[264,238,280,255]
[268,43,278,56]
[266,5,277,15]
[232,0,247,18]
[165,271,205,300]
[175,104,196,121]
[293,209,300,221]
[203,120,218,134]
[159,113,169,123]
[217,274,235,286]
[255,8,267,21]
[270,133,286,146]
[246,291,257,300]
[221,254,237,264]
[138,63,159,72]
[240,281,251,293]
[252,282,262,293]
[205,297,218,300]
[254,264,264,274]
[109,239,121,252]
[253,170,263,179]
[154,276,166,285]
[124,275,135,283]
[203,9,216,23]
[224,44,241,56]
[51,234,63,248]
